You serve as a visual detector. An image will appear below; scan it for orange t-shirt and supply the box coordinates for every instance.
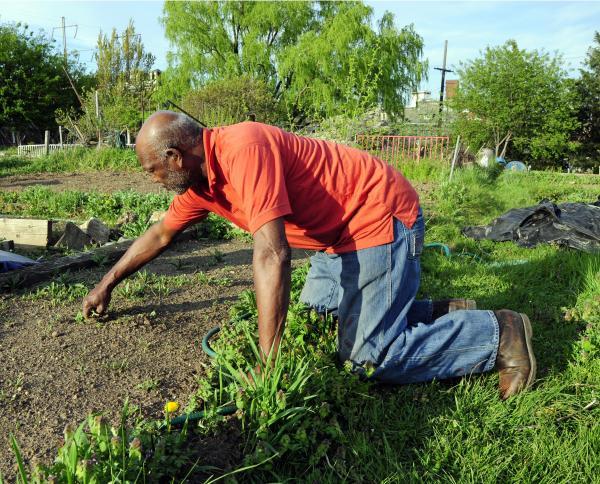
[163,122,419,253]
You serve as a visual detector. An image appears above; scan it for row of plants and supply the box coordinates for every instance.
[0,187,245,241]
[5,167,599,481]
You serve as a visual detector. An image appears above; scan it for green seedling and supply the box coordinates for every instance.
[135,379,159,392]
[211,249,224,264]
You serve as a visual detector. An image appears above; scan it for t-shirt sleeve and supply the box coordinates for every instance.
[227,143,292,234]
[162,189,209,232]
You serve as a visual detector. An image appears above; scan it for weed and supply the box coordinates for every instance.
[211,249,224,264]
[136,379,159,392]
[25,282,88,306]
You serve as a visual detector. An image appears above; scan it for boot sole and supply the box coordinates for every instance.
[519,313,537,389]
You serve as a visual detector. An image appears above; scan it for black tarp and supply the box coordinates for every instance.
[462,198,600,252]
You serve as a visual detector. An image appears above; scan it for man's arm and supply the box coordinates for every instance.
[253,217,291,362]
[82,220,181,317]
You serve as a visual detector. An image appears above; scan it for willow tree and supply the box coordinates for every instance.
[160,1,427,120]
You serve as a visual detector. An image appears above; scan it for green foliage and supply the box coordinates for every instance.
[182,76,281,126]
[451,40,580,167]
[0,22,89,139]
[56,20,155,144]
[574,31,600,167]
[9,401,212,482]
[280,6,426,120]
[0,187,247,240]
[0,147,139,177]
[160,1,426,121]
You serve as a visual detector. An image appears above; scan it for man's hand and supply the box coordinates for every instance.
[81,220,180,319]
[82,284,112,317]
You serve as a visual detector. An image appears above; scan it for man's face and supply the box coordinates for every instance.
[161,166,192,195]
[139,150,192,195]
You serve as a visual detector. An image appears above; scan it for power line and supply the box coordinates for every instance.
[52,16,78,65]
[434,40,453,115]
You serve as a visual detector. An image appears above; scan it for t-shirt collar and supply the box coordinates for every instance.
[202,128,217,194]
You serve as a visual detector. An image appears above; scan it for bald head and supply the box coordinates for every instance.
[136,110,202,165]
[136,111,205,194]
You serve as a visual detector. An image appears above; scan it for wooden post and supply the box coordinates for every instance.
[59,126,63,146]
[11,131,16,146]
[449,135,461,181]
[95,90,101,146]
[44,130,50,156]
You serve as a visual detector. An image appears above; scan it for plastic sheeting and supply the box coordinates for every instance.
[462,198,600,252]
[0,250,38,273]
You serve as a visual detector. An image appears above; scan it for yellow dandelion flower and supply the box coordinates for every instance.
[164,401,180,413]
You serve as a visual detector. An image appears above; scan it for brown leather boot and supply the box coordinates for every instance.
[494,310,536,400]
[432,298,477,320]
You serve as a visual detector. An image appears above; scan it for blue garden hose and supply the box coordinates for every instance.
[169,327,236,426]
[423,242,451,257]
[202,326,221,358]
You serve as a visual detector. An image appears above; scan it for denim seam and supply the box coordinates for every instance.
[483,310,500,371]
[390,344,498,362]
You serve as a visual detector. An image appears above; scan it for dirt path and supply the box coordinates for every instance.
[0,237,310,477]
[0,171,163,193]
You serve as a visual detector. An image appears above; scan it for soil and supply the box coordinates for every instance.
[0,235,311,479]
[0,171,163,194]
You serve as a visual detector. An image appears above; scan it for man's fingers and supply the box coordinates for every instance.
[96,302,106,315]
[83,300,91,318]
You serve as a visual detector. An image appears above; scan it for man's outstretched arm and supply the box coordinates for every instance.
[253,217,292,362]
[82,220,181,317]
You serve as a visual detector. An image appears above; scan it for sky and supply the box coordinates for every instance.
[1,0,599,97]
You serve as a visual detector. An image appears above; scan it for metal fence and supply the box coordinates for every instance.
[17,143,83,157]
[355,134,450,166]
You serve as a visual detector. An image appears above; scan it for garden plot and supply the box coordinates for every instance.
[0,235,309,477]
[0,171,160,194]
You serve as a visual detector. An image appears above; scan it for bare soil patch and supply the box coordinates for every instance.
[0,171,162,194]
[0,236,310,477]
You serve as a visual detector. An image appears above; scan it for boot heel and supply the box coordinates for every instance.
[519,313,537,388]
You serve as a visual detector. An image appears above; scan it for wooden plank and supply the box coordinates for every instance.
[0,228,197,291]
[0,218,52,247]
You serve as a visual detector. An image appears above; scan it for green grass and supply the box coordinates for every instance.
[0,147,139,177]
[7,166,600,482]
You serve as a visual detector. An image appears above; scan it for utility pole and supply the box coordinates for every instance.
[52,17,78,65]
[434,40,453,116]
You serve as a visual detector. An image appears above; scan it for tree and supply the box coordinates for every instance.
[182,76,281,127]
[0,22,89,143]
[451,40,579,166]
[160,1,426,121]
[575,32,600,162]
[57,20,156,144]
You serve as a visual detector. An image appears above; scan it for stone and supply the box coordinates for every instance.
[0,240,14,251]
[54,222,92,250]
[78,218,110,244]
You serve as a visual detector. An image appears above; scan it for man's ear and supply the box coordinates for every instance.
[165,147,184,170]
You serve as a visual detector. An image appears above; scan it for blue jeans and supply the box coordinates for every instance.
[299,210,500,384]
